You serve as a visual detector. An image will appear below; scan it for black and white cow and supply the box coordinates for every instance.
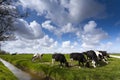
[84,50,108,68]
[52,53,69,67]
[32,53,44,62]
[98,51,110,61]
[70,53,87,68]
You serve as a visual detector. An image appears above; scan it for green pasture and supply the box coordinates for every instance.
[0,54,120,80]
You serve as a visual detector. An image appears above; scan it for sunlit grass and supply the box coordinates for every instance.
[0,54,120,80]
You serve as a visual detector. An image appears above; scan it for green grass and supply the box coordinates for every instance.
[0,54,120,80]
[0,61,17,80]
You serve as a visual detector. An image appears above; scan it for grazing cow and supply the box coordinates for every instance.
[70,53,87,67]
[11,53,17,55]
[32,53,43,62]
[84,50,108,68]
[52,53,69,67]
[98,51,110,61]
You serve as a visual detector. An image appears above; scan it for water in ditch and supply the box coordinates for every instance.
[0,58,42,80]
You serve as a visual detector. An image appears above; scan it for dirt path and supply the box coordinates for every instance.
[110,55,120,58]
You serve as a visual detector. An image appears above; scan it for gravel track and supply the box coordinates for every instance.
[110,55,120,58]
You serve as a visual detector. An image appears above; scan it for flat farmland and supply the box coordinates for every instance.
[0,54,120,80]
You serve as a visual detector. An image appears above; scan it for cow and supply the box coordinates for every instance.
[98,51,110,61]
[84,50,108,68]
[11,53,17,55]
[70,52,87,68]
[52,53,69,67]
[32,53,44,62]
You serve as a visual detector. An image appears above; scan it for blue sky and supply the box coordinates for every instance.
[2,0,120,53]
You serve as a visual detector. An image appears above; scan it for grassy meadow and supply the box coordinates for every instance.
[0,54,120,80]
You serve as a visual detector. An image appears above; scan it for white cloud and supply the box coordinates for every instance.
[18,0,106,41]
[14,19,44,39]
[60,41,80,53]
[84,21,97,33]
[61,23,76,33]
[62,41,71,48]
[1,35,58,53]
[39,35,57,48]
[98,40,120,53]
[68,0,105,22]
[99,42,113,51]
[54,23,77,36]
[19,0,105,25]
[4,0,120,53]
[80,21,108,49]
[42,20,56,31]
[42,21,77,36]
[17,0,108,52]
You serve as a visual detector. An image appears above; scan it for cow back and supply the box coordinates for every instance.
[70,53,87,62]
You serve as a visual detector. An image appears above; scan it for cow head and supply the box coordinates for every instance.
[98,52,108,64]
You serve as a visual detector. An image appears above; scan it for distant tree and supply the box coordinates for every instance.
[0,50,9,55]
[0,0,27,51]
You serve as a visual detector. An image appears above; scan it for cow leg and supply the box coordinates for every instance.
[78,61,81,68]
[104,56,108,61]
[39,56,42,62]
[52,59,55,64]
[87,56,89,60]
[102,59,108,64]
[70,58,73,66]
[91,60,96,68]
[82,62,85,67]
[85,61,90,68]
[32,57,35,62]
[32,56,37,62]
[60,62,63,68]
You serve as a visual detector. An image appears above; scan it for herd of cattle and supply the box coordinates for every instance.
[32,50,110,68]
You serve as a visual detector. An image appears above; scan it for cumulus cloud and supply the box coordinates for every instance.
[61,23,77,33]
[42,20,56,31]
[1,16,46,53]
[98,40,120,53]
[54,23,77,36]
[68,0,105,22]
[60,41,80,53]
[39,35,58,48]
[2,0,111,53]
[14,19,44,39]
[98,42,113,51]
[2,35,58,53]
[42,21,77,36]
[19,0,105,25]
[84,21,97,33]
[62,41,71,48]
[80,21,108,49]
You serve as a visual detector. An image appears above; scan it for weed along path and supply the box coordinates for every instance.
[0,58,41,80]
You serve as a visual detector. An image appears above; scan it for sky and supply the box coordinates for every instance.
[1,0,120,53]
